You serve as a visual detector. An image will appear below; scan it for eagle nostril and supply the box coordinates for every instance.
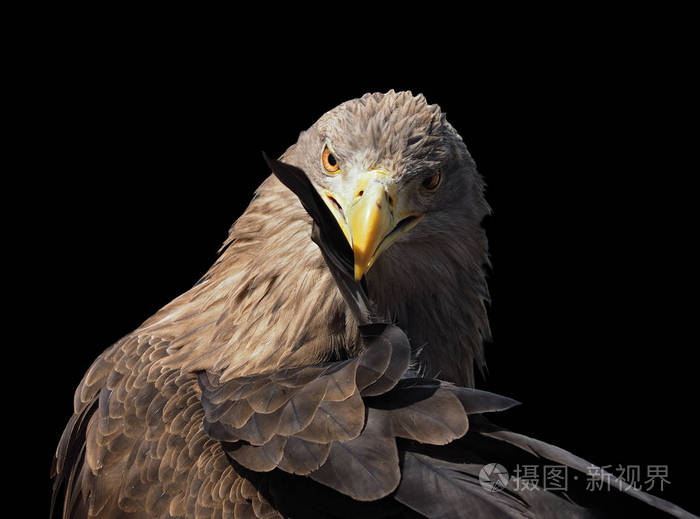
[355,190,364,199]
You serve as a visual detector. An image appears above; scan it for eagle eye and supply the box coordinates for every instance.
[322,146,340,174]
[422,171,442,191]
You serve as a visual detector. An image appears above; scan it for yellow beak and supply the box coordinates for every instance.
[322,170,424,281]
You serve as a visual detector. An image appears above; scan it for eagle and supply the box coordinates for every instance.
[51,91,695,518]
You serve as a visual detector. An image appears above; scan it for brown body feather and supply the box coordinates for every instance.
[52,175,358,518]
[140,174,363,379]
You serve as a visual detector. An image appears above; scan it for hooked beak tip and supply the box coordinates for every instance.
[354,264,365,281]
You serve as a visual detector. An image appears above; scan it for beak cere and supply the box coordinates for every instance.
[322,170,424,281]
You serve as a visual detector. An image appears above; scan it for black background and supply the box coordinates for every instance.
[36,21,694,516]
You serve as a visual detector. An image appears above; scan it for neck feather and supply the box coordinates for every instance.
[137,176,489,386]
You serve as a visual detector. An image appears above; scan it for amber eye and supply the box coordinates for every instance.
[322,146,340,174]
[422,171,442,190]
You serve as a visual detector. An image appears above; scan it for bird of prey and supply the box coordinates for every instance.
[51,91,695,518]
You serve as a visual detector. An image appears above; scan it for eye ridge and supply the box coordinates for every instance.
[322,145,340,174]
[422,171,442,190]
